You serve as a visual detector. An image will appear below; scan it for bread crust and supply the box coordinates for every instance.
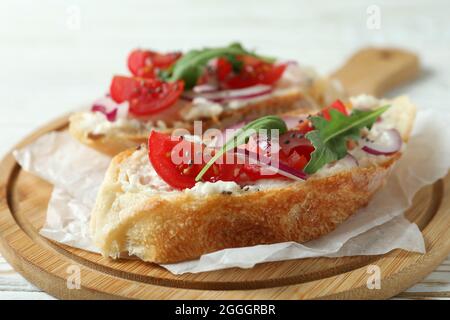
[70,88,320,156]
[92,154,398,263]
[69,114,148,155]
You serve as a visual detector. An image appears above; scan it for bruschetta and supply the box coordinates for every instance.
[90,95,415,264]
[69,43,341,156]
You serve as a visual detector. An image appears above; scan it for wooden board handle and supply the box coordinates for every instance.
[331,48,420,97]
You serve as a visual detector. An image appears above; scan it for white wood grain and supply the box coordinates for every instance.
[0,256,52,299]
[0,0,449,299]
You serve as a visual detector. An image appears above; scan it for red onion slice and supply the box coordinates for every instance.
[362,128,402,155]
[91,104,117,122]
[91,96,129,122]
[277,161,309,181]
[182,85,273,103]
[180,95,194,102]
[193,84,219,94]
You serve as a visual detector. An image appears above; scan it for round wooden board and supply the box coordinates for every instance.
[0,115,449,300]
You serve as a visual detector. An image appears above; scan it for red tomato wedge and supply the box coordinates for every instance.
[148,131,199,189]
[216,57,233,81]
[293,100,348,134]
[148,131,243,189]
[215,55,287,89]
[110,76,183,116]
[295,120,314,135]
[127,49,181,78]
[280,151,308,171]
[322,99,348,120]
[238,140,312,181]
[279,130,315,161]
[240,163,266,181]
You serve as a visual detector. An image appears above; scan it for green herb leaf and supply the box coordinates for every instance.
[303,105,390,174]
[223,53,244,73]
[157,69,171,81]
[168,43,275,89]
[195,115,288,182]
[227,42,276,63]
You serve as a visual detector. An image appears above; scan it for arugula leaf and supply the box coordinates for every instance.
[157,68,171,82]
[195,115,287,182]
[223,53,244,73]
[168,43,275,89]
[303,105,390,174]
[227,42,276,63]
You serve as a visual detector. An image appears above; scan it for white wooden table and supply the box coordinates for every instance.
[0,0,449,299]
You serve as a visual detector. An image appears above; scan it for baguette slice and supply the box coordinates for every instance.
[70,74,341,156]
[90,96,416,264]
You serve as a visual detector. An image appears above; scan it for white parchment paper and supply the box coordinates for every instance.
[13,109,450,274]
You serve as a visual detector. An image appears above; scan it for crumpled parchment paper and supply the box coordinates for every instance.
[13,109,450,274]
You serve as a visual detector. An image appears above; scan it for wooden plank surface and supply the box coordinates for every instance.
[0,256,53,300]
[0,0,449,299]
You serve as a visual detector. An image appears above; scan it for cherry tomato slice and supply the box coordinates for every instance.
[110,76,183,116]
[239,165,262,181]
[322,99,348,120]
[280,151,308,171]
[148,132,242,189]
[150,51,182,69]
[128,50,152,78]
[128,49,181,78]
[292,120,314,135]
[109,76,139,103]
[279,130,315,160]
[240,149,310,181]
[216,57,233,82]
[215,55,287,89]
[148,131,197,189]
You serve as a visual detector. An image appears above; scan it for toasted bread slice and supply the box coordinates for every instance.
[90,96,415,264]
[70,88,318,156]
[70,72,342,156]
